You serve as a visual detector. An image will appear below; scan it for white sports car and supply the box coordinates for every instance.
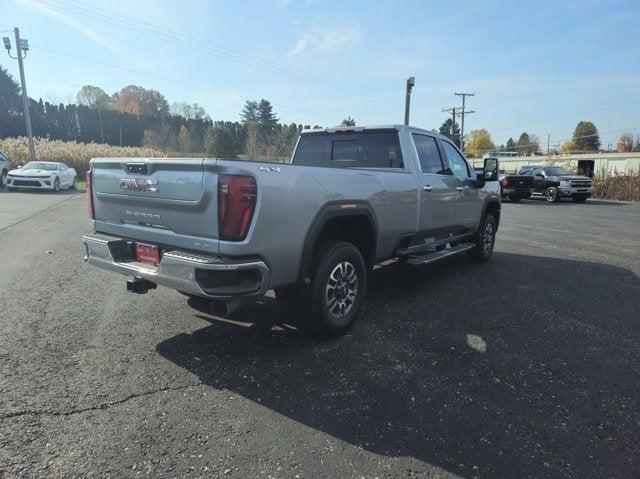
[6,161,77,191]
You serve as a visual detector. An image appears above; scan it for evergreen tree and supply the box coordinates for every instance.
[438,118,460,145]
[0,66,23,138]
[572,121,600,151]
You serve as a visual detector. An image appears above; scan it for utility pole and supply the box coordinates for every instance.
[404,76,415,125]
[454,92,474,152]
[3,28,36,162]
[547,134,550,155]
[442,107,459,144]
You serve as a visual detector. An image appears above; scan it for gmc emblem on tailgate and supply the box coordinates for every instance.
[120,178,158,193]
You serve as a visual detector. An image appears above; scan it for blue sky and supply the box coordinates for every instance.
[2,0,639,147]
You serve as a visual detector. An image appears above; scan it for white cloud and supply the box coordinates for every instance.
[12,0,121,54]
[275,0,292,7]
[288,24,364,56]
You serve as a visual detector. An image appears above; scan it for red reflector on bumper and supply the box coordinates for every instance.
[135,243,160,265]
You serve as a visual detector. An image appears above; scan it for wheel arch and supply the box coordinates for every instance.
[299,201,379,283]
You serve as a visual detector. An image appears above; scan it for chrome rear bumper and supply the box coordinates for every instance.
[82,233,270,298]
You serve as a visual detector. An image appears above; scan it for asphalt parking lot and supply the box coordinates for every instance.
[1,192,639,478]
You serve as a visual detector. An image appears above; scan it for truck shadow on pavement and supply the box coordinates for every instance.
[156,252,640,478]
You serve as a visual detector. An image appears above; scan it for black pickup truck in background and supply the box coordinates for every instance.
[498,173,535,202]
[517,165,594,203]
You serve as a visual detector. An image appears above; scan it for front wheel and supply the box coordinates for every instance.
[0,170,7,188]
[298,241,367,338]
[545,187,560,203]
[468,214,496,263]
[53,177,60,192]
[508,195,522,203]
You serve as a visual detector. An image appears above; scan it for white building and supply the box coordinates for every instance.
[469,152,640,178]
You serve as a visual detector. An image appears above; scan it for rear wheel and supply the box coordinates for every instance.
[468,214,496,263]
[297,241,367,338]
[0,170,7,188]
[545,187,560,203]
[508,195,521,203]
[69,177,77,190]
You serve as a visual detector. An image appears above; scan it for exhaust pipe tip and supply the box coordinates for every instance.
[209,299,230,317]
[209,298,246,317]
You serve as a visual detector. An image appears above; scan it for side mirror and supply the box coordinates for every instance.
[483,157,499,181]
[18,165,23,169]
[536,172,544,178]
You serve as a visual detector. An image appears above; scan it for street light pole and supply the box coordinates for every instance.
[3,28,36,162]
[404,76,415,125]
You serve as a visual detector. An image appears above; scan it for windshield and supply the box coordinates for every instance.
[544,166,572,176]
[23,162,58,171]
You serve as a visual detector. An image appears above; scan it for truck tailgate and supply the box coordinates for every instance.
[506,175,534,188]
[91,158,220,254]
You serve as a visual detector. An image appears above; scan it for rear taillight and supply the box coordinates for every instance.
[218,175,257,241]
[499,177,510,187]
[86,170,95,219]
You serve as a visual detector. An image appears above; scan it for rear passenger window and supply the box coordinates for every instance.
[345,132,403,169]
[292,136,332,166]
[412,134,446,174]
[294,130,403,169]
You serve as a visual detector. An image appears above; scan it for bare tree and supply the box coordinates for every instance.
[617,132,634,153]
[245,123,261,160]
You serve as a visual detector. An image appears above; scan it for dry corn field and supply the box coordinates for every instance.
[0,137,166,177]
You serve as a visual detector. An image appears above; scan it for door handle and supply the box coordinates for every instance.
[456,186,467,192]
[423,185,433,192]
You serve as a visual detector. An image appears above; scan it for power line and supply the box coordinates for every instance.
[35,0,445,109]
[24,1,640,135]
[30,45,337,120]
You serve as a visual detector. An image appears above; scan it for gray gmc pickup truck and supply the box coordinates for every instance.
[83,125,501,337]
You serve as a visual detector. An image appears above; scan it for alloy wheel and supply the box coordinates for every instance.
[483,221,495,256]
[325,261,358,319]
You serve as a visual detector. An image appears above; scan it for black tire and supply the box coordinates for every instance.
[467,214,496,263]
[297,240,367,338]
[572,195,588,203]
[508,195,521,203]
[545,187,560,203]
[0,170,7,188]
[69,177,77,190]
[53,177,60,192]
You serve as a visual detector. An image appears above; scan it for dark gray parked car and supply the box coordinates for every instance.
[83,125,501,336]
